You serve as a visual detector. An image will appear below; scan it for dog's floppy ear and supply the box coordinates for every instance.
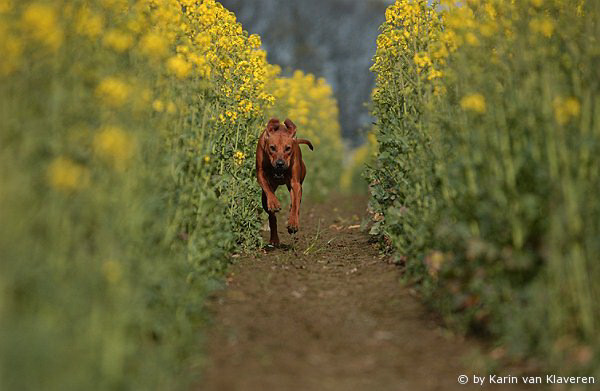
[266,118,280,138]
[267,118,280,132]
[284,118,297,137]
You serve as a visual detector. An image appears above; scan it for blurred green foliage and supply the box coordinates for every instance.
[0,0,341,390]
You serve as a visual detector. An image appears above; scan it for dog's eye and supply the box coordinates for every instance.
[269,145,276,152]
[285,145,291,152]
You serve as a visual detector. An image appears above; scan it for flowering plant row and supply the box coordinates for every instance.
[369,0,599,375]
[0,1,342,389]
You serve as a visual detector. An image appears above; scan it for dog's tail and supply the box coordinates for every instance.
[297,138,314,151]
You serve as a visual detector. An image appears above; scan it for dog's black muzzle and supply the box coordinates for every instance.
[273,159,287,179]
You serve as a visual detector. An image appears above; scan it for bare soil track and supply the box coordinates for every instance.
[200,195,534,391]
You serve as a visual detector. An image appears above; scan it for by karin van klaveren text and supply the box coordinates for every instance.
[458,374,595,386]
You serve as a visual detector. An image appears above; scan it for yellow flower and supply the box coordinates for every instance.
[93,126,135,170]
[233,150,246,166]
[531,0,544,7]
[152,99,164,112]
[553,97,580,125]
[427,68,443,80]
[75,7,104,39]
[47,157,89,192]
[248,34,261,49]
[460,93,486,113]
[237,99,253,113]
[465,32,479,46]
[21,3,63,51]
[194,31,211,48]
[530,17,554,37]
[188,53,211,78]
[166,56,192,79]
[140,32,168,59]
[225,110,238,122]
[95,77,130,107]
[413,52,432,72]
[127,18,143,34]
[479,22,497,37]
[166,102,177,114]
[103,29,134,52]
[203,155,211,163]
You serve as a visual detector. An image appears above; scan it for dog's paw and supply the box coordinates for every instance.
[267,198,281,213]
[287,223,298,234]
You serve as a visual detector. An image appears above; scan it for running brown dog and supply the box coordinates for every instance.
[256,118,313,245]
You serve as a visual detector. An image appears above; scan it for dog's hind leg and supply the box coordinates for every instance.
[262,190,280,245]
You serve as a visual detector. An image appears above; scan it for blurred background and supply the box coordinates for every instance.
[221,0,393,146]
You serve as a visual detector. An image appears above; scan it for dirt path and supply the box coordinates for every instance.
[200,195,533,391]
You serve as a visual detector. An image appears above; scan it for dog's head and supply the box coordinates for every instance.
[263,118,297,178]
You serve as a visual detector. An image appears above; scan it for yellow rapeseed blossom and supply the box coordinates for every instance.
[553,97,581,125]
[74,7,104,39]
[178,0,274,112]
[95,77,130,107]
[166,55,192,79]
[460,93,486,113]
[166,102,177,114]
[428,68,443,80]
[248,34,261,49]
[413,52,433,73]
[531,0,544,7]
[47,156,89,192]
[233,151,246,166]
[103,29,134,52]
[93,126,136,170]
[237,99,253,114]
[269,69,342,151]
[21,3,63,51]
[127,17,143,34]
[152,99,164,112]
[194,31,211,49]
[228,111,238,122]
[373,0,448,103]
[192,57,211,78]
[530,17,555,37]
[140,32,168,59]
[465,32,480,46]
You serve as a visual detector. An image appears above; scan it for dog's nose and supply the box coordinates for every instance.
[276,159,285,168]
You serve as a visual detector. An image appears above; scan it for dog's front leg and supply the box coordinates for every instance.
[262,191,280,245]
[257,170,280,213]
[287,180,302,234]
